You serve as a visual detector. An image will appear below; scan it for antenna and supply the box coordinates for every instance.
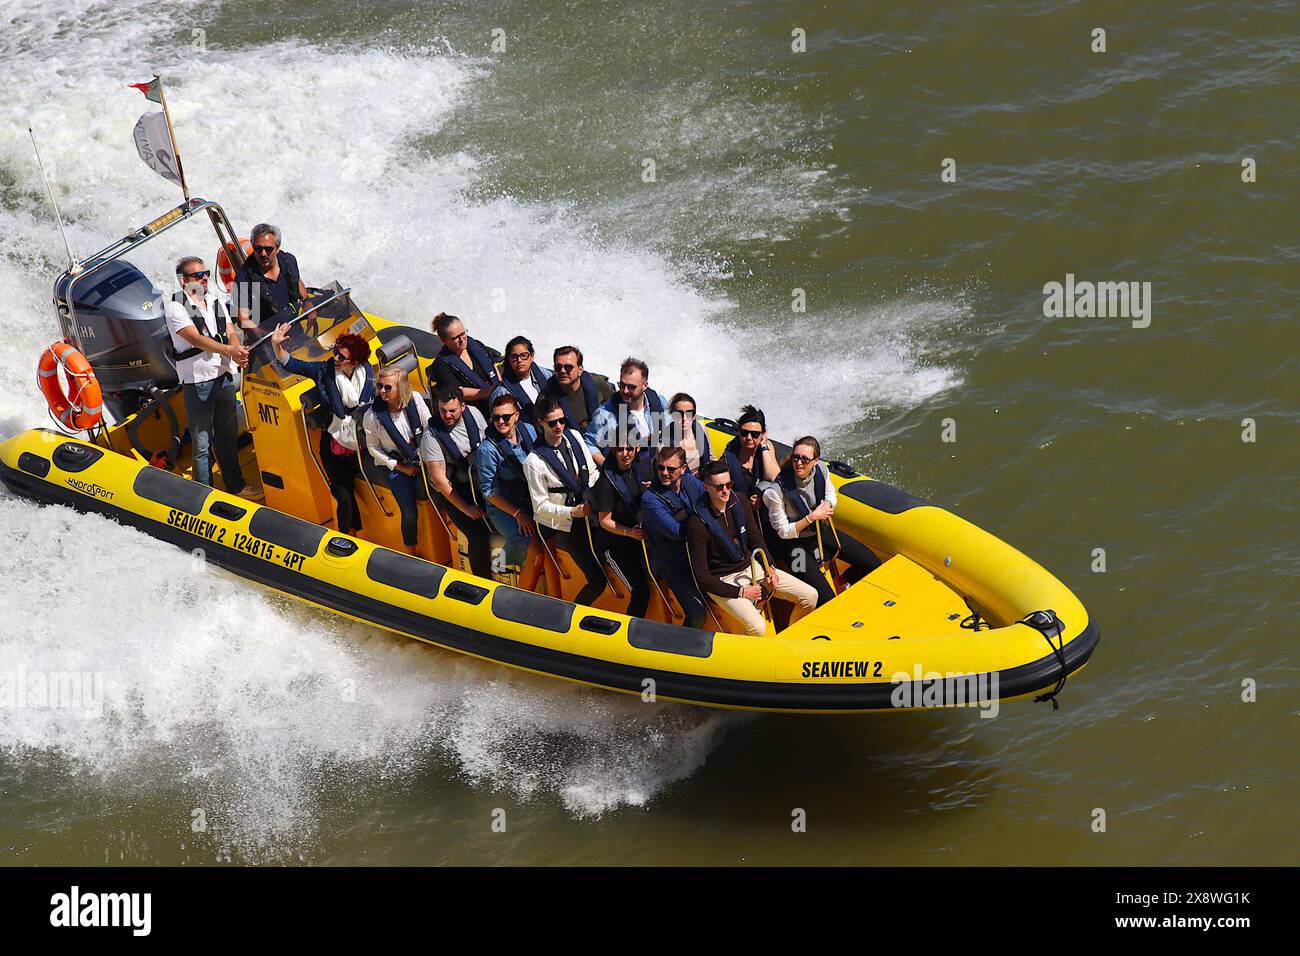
[28,127,80,275]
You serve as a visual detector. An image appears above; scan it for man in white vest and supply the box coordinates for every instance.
[524,394,606,605]
[164,256,260,497]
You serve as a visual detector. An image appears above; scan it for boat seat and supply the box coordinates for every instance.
[377,339,420,378]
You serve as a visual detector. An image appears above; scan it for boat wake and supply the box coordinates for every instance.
[0,496,742,859]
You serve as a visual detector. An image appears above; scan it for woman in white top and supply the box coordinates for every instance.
[762,436,881,606]
[362,367,431,550]
[272,323,374,535]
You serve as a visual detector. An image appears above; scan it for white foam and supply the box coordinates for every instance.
[0,3,960,852]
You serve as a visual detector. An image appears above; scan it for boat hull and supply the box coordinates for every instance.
[0,428,1098,713]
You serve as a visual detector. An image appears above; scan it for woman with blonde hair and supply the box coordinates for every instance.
[362,367,431,550]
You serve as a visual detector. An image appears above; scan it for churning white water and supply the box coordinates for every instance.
[0,0,961,854]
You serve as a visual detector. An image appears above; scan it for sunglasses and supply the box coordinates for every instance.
[617,381,639,392]
[543,418,566,429]
[709,481,734,492]
[490,412,516,423]
[508,351,532,361]
[332,347,355,362]
[740,429,763,439]
[554,363,576,373]
[790,454,814,465]
[673,408,695,417]
[443,331,468,342]
[377,383,396,392]
[182,270,210,280]
[253,245,277,255]
[654,462,682,473]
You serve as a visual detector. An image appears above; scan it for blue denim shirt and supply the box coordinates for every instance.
[474,422,538,500]
[641,472,705,553]
[584,388,669,452]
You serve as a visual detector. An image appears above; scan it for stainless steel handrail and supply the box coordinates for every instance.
[59,198,243,362]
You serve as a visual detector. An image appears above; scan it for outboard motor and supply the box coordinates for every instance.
[53,258,179,421]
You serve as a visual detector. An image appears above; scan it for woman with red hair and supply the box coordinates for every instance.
[272,323,374,535]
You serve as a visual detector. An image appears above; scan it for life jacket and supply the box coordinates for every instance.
[532,430,590,503]
[694,491,750,565]
[427,410,483,488]
[723,439,759,498]
[690,419,713,468]
[319,362,374,422]
[776,463,826,521]
[543,372,600,431]
[644,474,702,552]
[490,424,536,514]
[602,461,643,523]
[438,337,499,392]
[169,292,230,361]
[496,362,548,413]
[603,389,666,444]
[372,399,425,465]
[237,251,302,324]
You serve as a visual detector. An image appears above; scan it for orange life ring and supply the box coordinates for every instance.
[38,341,104,431]
[216,238,251,290]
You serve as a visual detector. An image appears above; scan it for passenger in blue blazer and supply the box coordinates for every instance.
[272,322,374,535]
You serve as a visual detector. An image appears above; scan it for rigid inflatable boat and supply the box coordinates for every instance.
[0,198,1098,713]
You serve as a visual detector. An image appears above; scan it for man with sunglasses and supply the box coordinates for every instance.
[421,385,492,578]
[490,335,552,420]
[539,345,612,438]
[430,312,501,417]
[475,393,543,587]
[639,446,707,628]
[688,460,818,637]
[585,356,668,476]
[764,436,882,606]
[232,223,308,332]
[165,256,258,497]
[592,441,652,619]
[523,395,607,606]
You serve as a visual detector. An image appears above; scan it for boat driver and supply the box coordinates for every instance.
[233,222,309,332]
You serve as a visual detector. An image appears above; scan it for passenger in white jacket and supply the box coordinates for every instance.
[523,394,607,605]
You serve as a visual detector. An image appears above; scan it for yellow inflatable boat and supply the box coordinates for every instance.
[0,199,1098,713]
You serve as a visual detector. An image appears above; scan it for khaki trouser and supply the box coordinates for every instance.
[709,567,819,637]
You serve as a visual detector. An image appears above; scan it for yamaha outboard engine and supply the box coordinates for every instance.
[53,258,179,421]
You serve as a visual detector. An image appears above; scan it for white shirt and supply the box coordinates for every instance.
[362,393,431,470]
[627,405,651,442]
[419,407,488,463]
[524,433,599,532]
[164,290,234,384]
[763,463,838,539]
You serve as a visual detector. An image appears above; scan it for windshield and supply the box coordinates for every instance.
[244,282,376,386]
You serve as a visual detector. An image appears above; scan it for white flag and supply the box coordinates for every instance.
[133,110,181,186]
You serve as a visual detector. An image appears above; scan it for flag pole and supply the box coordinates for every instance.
[153,74,191,203]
